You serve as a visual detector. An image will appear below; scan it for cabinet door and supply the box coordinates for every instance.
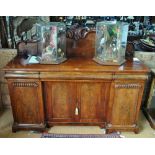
[108,81,144,128]
[8,80,44,128]
[77,81,110,123]
[44,81,76,123]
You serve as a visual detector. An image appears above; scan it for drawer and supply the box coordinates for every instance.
[40,72,113,80]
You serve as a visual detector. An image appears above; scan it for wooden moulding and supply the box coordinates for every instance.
[40,72,148,80]
[5,71,39,79]
[12,122,46,132]
[115,83,142,89]
[4,71,148,81]
[106,125,139,134]
[46,122,106,129]
[106,123,139,134]
[12,82,38,87]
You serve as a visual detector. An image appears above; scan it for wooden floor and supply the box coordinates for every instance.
[0,109,155,138]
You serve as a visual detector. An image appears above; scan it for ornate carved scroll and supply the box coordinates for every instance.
[66,23,94,41]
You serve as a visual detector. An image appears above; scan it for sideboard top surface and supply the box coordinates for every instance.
[3,56,150,74]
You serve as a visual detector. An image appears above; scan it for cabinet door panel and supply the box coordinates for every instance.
[44,81,76,122]
[8,80,44,124]
[108,81,144,126]
[78,82,109,123]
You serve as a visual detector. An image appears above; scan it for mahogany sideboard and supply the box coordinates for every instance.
[3,56,149,133]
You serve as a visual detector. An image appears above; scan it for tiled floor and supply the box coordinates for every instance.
[0,109,155,138]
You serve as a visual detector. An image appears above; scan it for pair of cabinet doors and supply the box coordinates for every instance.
[44,80,111,126]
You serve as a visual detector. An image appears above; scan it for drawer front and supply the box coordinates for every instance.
[40,72,113,80]
[5,71,39,79]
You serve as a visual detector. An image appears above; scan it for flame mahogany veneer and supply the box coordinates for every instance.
[3,33,150,133]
